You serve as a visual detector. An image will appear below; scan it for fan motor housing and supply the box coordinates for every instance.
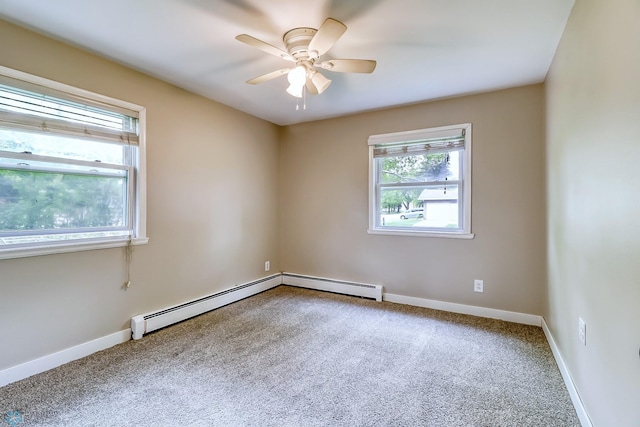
[283,27,317,59]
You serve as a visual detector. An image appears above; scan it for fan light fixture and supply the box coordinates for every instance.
[286,65,306,98]
[310,71,331,94]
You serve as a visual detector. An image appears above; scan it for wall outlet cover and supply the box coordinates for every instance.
[578,317,586,345]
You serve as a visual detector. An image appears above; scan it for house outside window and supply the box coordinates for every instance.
[0,66,147,259]
[368,123,473,239]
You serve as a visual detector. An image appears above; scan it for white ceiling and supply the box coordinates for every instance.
[0,0,574,126]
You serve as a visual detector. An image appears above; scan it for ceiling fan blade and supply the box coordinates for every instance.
[308,18,347,58]
[317,59,377,73]
[247,68,291,85]
[236,34,294,62]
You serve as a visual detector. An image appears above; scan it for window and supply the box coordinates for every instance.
[368,123,473,238]
[0,66,147,259]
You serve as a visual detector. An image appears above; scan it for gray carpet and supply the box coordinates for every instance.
[0,286,580,426]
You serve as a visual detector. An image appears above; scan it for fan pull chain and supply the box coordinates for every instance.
[294,87,307,111]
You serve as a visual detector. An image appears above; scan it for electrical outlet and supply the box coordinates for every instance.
[264,261,270,272]
[578,317,586,345]
[474,279,483,293]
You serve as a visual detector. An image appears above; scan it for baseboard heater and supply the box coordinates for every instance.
[131,274,282,340]
[282,272,383,301]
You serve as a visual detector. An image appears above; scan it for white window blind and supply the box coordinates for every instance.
[0,75,139,146]
[369,126,466,158]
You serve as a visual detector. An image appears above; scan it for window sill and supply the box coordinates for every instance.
[368,228,474,239]
[0,236,149,260]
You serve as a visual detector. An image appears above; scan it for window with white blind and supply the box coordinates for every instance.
[368,123,473,238]
[0,66,147,259]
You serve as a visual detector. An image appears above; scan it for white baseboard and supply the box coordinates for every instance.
[542,318,593,427]
[0,329,130,387]
[383,292,542,326]
[282,272,383,301]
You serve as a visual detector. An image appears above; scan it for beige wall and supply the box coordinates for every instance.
[280,85,546,314]
[545,0,640,425]
[0,20,281,370]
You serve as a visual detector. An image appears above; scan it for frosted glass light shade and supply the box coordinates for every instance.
[286,84,303,98]
[287,66,306,86]
[311,72,331,94]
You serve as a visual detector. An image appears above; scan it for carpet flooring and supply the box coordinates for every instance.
[0,286,580,426]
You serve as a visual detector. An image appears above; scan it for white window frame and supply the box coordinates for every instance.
[368,123,474,239]
[0,66,148,259]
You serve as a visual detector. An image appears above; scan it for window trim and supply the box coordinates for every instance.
[368,123,474,239]
[0,65,148,260]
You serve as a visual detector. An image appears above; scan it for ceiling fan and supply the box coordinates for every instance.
[236,18,376,98]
